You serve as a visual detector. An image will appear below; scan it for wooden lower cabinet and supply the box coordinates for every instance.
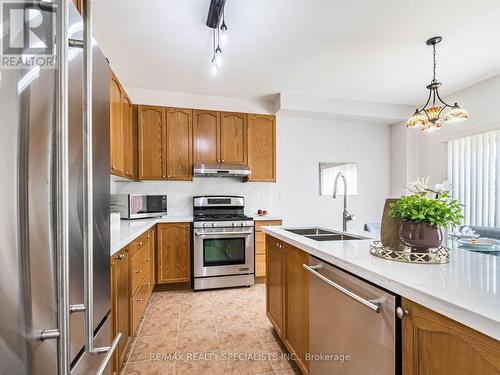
[130,272,152,335]
[148,227,156,288]
[283,244,310,374]
[110,247,130,373]
[255,220,282,277]
[266,235,310,374]
[402,298,500,375]
[111,227,156,373]
[265,238,500,375]
[156,223,191,284]
[266,235,284,337]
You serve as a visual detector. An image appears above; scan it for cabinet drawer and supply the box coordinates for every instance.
[131,272,151,335]
[255,254,266,277]
[130,243,150,295]
[255,241,266,255]
[129,230,153,257]
[255,220,282,232]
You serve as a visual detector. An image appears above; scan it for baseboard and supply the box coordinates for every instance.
[153,282,191,291]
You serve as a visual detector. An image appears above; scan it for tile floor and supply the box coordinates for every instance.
[121,283,301,375]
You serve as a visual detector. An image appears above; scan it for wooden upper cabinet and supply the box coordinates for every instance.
[156,223,191,284]
[122,94,135,179]
[220,112,247,165]
[166,108,193,180]
[402,299,500,375]
[193,110,220,163]
[109,70,136,180]
[247,114,276,182]
[137,105,166,180]
[109,74,124,175]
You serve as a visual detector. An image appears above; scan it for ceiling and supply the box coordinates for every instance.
[93,0,500,106]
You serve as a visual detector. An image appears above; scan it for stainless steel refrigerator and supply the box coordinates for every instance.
[0,1,118,374]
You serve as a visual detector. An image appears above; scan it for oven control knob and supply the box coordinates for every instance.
[212,223,217,227]
[232,222,236,227]
[239,222,244,227]
[203,223,208,228]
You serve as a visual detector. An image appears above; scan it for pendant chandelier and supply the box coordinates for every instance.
[407,36,468,132]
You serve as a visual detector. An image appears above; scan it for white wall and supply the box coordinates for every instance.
[113,116,391,231]
[390,73,500,193]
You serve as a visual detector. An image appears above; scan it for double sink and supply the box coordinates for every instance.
[284,227,368,241]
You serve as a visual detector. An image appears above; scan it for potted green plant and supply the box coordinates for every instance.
[389,178,463,252]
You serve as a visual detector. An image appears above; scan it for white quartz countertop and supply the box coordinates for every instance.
[110,216,193,255]
[110,214,282,255]
[261,226,500,341]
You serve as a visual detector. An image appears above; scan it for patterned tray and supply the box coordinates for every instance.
[370,241,451,264]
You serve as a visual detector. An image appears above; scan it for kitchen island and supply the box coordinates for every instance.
[262,225,500,375]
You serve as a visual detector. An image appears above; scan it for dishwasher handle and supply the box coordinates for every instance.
[303,264,381,313]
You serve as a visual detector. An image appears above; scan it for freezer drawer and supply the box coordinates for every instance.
[306,259,397,375]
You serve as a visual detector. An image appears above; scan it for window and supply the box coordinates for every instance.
[447,130,500,226]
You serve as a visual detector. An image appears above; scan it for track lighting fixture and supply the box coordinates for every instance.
[220,9,228,46]
[206,0,228,76]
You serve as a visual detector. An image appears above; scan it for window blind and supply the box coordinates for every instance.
[447,130,500,226]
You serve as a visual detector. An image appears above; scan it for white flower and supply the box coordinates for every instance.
[405,178,452,197]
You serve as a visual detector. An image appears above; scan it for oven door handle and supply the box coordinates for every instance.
[195,231,253,236]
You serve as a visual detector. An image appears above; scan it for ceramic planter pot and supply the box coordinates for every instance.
[399,221,443,252]
[380,198,405,251]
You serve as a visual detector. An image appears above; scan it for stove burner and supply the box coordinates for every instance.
[192,195,253,223]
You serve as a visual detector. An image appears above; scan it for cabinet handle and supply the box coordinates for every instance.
[136,269,142,274]
[396,307,408,319]
[145,258,150,262]
[115,254,125,260]
[137,298,143,302]
[221,159,224,163]
[145,235,150,239]
[137,241,143,246]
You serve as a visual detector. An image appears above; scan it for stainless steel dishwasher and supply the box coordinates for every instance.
[304,259,397,375]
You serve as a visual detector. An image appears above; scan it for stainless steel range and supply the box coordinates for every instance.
[193,196,255,290]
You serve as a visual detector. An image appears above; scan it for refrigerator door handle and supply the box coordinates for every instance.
[95,333,122,375]
[54,1,71,374]
[82,0,96,354]
[81,0,116,358]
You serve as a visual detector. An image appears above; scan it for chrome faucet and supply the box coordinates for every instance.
[332,172,355,232]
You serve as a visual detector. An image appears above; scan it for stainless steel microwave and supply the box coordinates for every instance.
[111,194,167,219]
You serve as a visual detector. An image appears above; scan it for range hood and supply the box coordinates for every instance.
[193,163,251,178]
